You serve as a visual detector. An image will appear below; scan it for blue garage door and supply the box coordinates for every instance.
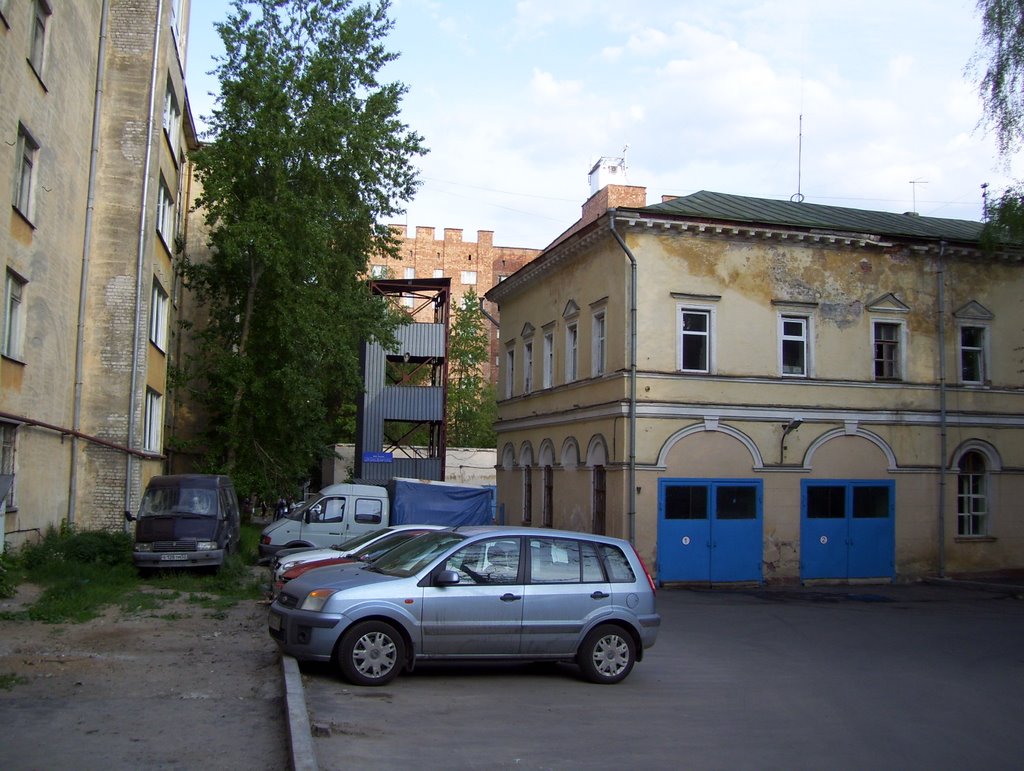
[801,480,894,581]
[658,480,763,584]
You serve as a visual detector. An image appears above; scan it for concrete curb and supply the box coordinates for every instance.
[282,655,319,771]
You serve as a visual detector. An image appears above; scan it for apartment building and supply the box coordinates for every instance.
[1,0,197,547]
[486,181,1024,583]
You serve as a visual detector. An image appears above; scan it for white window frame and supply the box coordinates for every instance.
[542,329,554,389]
[29,0,51,77]
[523,339,533,394]
[592,310,606,377]
[957,451,988,536]
[678,305,714,373]
[3,270,26,361]
[157,176,175,246]
[872,319,904,381]
[369,264,387,278]
[150,279,169,352]
[958,323,989,385]
[162,77,181,146]
[565,321,578,382]
[778,314,810,377]
[144,389,163,453]
[0,421,16,510]
[432,268,443,278]
[460,270,477,285]
[14,125,40,222]
[505,345,515,398]
[403,267,415,279]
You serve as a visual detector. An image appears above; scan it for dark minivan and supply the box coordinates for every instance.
[128,474,241,572]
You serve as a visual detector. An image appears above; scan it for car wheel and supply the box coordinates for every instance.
[337,621,405,686]
[576,624,636,684]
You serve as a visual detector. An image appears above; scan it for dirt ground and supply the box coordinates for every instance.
[0,573,291,771]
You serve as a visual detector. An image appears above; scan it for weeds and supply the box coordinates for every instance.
[0,672,28,690]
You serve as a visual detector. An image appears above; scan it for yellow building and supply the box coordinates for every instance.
[486,184,1024,583]
[1,1,197,547]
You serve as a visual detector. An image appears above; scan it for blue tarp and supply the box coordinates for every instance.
[387,478,495,526]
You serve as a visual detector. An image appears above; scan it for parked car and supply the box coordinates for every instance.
[270,524,449,584]
[272,527,443,595]
[268,527,660,686]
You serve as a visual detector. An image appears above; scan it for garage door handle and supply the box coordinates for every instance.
[591,591,609,599]
[500,593,522,602]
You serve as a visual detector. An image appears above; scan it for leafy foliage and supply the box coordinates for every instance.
[447,290,497,447]
[179,0,425,497]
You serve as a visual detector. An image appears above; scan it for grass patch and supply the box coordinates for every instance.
[0,672,28,690]
[3,523,266,623]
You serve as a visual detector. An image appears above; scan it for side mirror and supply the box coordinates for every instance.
[435,569,461,587]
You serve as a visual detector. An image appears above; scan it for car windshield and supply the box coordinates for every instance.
[368,531,465,577]
[137,486,217,517]
[334,527,394,552]
[358,530,431,561]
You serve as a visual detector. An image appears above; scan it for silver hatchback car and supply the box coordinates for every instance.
[268,526,660,685]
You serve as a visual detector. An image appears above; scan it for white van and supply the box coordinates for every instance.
[257,483,389,558]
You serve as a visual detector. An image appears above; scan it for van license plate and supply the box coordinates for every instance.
[160,554,189,561]
[269,613,282,632]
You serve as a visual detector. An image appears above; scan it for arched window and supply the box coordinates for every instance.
[957,451,988,536]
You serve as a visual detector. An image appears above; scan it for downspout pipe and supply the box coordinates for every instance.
[125,0,164,529]
[70,0,112,526]
[936,241,947,577]
[608,211,638,545]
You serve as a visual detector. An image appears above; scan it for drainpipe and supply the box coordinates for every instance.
[124,0,164,529]
[936,241,947,577]
[608,211,637,545]
[478,296,499,329]
[70,0,112,527]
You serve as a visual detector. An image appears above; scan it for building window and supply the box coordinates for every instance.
[157,176,175,245]
[592,310,606,376]
[14,125,40,222]
[565,322,578,382]
[460,271,477,285]
[679,307,711,373]
[592,465,606,534]
[523,340,533,394]
[542,465,553,527]
[29,1,51,76]
[162,78,181,145]
[369,264,387,278]
[3,270,26,361]
[505,346,515,398]
[144,389,163,453]
[432,269,443,278]
[873,321,902,380]
[957,451,988,536]
[959,325,987,384]
[404,267,415,279]
[522,466,533,525]
[150,279,169,352]
[780,315,808,376]
[1,421,16,509]
[542,330,553,389]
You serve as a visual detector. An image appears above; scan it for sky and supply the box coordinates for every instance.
[184,0,1022,250]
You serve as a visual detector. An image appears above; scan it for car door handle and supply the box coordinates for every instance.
[591,591,609,600]
[500,593,522,602]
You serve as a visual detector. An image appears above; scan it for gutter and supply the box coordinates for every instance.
[70,0,112,526]
[125,0,164,528]
[608,211,637,545]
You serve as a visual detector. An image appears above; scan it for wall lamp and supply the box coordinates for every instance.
[779,418,803,463]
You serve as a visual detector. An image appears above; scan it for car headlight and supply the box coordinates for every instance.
[134,543,152,552]
[300,589,338,612]
[196,541,218,551]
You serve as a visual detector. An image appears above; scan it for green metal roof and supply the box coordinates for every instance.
[644,190,985,243]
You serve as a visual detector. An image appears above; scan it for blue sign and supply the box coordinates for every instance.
[362,452,394,464]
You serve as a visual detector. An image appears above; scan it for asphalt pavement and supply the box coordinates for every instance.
[279,577,1024,771]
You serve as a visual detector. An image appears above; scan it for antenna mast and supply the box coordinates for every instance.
[790,114,804,203]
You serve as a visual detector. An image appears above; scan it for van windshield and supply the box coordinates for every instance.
[138,486,217,518]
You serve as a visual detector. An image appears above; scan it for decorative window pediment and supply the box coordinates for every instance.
[866,293,910,314]
[562,299,580,319]
[953,300,994,320]
[520,322,535,338]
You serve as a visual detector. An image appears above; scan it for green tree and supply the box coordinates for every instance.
[446,290,497,447]
[178,0,425,496]
[972,0,1024,241]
